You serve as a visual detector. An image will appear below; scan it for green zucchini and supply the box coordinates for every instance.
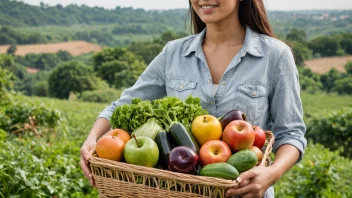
[227,150,258,172]
[169,122,199,153]
[155,131,173,169]
[200,162,239,180]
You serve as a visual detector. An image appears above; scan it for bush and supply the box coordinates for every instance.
[298,67,323,93]
[48,61,96,99]
[306,108,352,158]
[32,80,49,97]
[79,88,122,103]
[332,77,352,95]
[320,69,343,92]
[275,143,352,197]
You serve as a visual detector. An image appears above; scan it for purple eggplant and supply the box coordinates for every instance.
[219,109,246,130]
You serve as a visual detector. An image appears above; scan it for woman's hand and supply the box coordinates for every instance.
[226,166,280,198]
[80,138,97,186]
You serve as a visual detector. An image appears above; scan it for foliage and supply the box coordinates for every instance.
[48,61,97,99]
[298,67,323,93]
[93,48,146,88]
[290,42,312,66]
[110,95,208,133]
[286,28,307,43]
[0,136,98,198]
[308,36,339,57]
[345,61,352,75]
[7,44,17,55]
[31,80,49,97]
[320,69,343,92]
[275,143,352,198]
[332,77,352,95]
[307,108,352,158]
[79,88,122,103]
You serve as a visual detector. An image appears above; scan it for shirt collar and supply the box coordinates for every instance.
[182,26,264,57]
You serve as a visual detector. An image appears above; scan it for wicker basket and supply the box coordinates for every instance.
[89,131,274,198]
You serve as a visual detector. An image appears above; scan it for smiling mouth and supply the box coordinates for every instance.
[199,5,218,9]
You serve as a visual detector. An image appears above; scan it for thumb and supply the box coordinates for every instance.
[80,146,92,162]
[236,168,258,184]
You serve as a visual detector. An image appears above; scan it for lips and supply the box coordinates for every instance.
[199,5,219,9]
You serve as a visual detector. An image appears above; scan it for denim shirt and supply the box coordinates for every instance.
[98,27,307,196]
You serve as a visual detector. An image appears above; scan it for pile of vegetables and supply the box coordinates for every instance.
[110,95,208,134]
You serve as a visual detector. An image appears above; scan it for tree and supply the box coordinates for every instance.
[345,61,352,75]
[290,42,312,66]
[56,50,72,61]
[320,69,342,92]
[34,53,61,70]
[93,48,146,88]
[286,28,307,43]
[340,35,352,55]
[7,45,17,56]
[48,61,96,99]
[309,36,339,57]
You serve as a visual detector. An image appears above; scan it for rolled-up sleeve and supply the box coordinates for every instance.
[97,44,168,121]
[269,47,307,162]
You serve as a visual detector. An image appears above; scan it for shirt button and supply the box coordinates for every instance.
[252,92,257,96]
[207,79,211,84]
[222,81,226,86]
[179,85,184,90]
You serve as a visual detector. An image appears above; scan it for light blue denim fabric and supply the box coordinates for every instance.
[98,26,307,197]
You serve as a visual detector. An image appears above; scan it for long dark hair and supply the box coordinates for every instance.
[189,0,275,38]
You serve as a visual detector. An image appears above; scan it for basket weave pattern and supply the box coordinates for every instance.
[89,132,274,198]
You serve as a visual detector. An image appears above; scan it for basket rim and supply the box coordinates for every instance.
[89,131,274,188]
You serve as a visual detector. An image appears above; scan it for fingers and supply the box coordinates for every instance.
[237,179,250,188]
[80,146,91,164]
[236,168,258,185]
[80,146,95,186]
[226,184,254,198]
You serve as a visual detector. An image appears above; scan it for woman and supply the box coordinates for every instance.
[80,0,307,197]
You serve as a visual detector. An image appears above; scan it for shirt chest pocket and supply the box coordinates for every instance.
[233,84,269,123]
[166,79,198,100]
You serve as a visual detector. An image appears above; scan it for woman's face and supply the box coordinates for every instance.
[190,0,240,24]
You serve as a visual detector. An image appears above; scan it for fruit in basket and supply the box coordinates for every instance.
[227,150,258,172]
[155,131,174,169]
[200,162,239,180]
[170,122,199,153]
[168,146,199,174]
[199,140,231,166]
[106,129,131,144]
[222,120,255,152]
[191,115,222,146]
[124,135,159,168]
[249,146,263,162]
[252,125,266,149]
[219,109,246,130]
[96,136,125,161]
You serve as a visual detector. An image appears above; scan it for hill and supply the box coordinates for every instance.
[0,41,102,56]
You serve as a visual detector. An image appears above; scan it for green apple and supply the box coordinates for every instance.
[124,136,159,168]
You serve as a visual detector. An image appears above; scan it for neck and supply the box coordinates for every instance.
[204,14,245,47]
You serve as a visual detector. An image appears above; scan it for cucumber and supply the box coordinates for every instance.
[227,150,258,172]
[155,131,174,169]
[169,122,199,153]
[200,162,239,180]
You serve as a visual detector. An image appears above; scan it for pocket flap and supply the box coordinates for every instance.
[167,79,197,91]
[237,84,268,98]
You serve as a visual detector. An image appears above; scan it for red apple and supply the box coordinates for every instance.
[199,140,232,166]
[168,146,199,174]
[252,126,266,149]
[222,120,255,152]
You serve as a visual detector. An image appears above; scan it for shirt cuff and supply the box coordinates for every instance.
[272,136,307,163]
[96,111,113,122]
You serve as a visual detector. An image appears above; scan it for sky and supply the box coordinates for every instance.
[19,0,352,11]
